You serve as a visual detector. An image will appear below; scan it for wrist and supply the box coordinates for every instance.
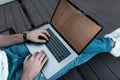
[22,32,28,41]
[21,72,34,80]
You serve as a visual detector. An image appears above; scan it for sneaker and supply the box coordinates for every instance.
[104,27,120,57]
[110,41,120,57]
[104,27,120,41]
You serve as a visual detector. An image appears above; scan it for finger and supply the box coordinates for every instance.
[39,33,49,41]
[39,51,46,62]
[40,30,50,37]
[35,50,44,60]
[33,52,39,58]
[35,39,46,43]
[24,54,32,62]
[41,56,48,66]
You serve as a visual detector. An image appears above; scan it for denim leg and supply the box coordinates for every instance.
[50,37,113,80]
[4,37,113,80]
[4,43,46,80]
[5,43,30,80]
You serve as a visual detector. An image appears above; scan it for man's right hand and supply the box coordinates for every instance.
[20,50,48,80]
[27,29,50,43]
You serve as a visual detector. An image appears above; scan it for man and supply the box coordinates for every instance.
[0,27,120,80]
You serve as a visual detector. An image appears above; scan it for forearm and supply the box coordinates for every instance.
[0,34,24,47]
[0,29,50,47]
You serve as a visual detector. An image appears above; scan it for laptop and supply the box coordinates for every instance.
[25,0,101,79]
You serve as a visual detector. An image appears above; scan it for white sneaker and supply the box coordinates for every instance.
[104,27,120,57]
[104,27,120,41]
[110,41,120,57]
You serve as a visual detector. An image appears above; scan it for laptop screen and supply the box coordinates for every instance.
[51,0,101,53]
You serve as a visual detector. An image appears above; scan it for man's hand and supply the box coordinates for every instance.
[27,29,50,43]
[20,50,48,80]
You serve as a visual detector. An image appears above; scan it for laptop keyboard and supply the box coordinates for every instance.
[46,28,71,63]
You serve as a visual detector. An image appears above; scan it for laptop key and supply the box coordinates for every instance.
[46,28,71,63]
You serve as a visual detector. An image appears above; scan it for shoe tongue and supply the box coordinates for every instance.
[111,38,115,48]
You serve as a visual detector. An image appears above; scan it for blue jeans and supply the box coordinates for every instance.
[4,37,113,80]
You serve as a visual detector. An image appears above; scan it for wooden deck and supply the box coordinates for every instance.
[0,1,32,33]
[0,0,120,80]
[22,0,59,27]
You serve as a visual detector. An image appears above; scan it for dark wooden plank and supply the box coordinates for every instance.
[58,77,65,80]
[22,0,44,26]
[62,68,84,80]
[104,5,120,23]
[79,0,101,14]
[0,1,32,33]
[4,2,16,31]
[77,63,99,80]
[22,0,59,27]
[39,0,53,17]
[95,12,119,29]
[69,0,100,15]
[47,0,59,9]
[98,53,120,79]
[88,56,119,80]
[77,0,120,25]
[0,5,6,32]
[69,0,116,15]
[81,0,113,11]
[10,1,27,33]
[47,0,59,17]
[17,1,32,30]
[32,0,50,22]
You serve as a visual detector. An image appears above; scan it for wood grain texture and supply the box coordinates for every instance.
[0,1,32,33]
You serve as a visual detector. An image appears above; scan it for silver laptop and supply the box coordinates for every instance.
[25,0,101,79]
